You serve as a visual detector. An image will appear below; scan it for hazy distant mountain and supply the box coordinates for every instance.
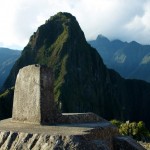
[89,35,150,82]
[0,48,21,88]
[1,13,150,129]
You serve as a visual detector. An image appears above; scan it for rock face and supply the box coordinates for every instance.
[12,65,59,124]
[0,119,119,150]
[0,118,145,150]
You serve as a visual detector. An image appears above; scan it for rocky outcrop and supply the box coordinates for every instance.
[0,131,112,150]
[0,119,145,150]
[0,119,118,150]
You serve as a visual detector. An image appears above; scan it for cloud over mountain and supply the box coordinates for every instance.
[0,0,150,48]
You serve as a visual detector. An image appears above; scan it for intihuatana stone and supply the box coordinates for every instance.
[12,64,60,124]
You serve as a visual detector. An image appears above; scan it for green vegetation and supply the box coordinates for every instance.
[111,120,150,141]
[0,48,21,88]
[0,87,14,119]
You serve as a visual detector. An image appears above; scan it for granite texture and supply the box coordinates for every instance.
[12,65,41,123]
[57,113,106,124]
[0,118,145,150]
[12,65,60,124]
[114,136,146,150]
[0,119,118,150]
[0,131,109,150]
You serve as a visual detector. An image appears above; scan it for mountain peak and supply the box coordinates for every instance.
[46,12,77,27]
[2,12,101,92]
[130,41,141,46]
[49,12,76,21]
[96,34,110,44]
[2,12,107,115]
[28,12,86,51]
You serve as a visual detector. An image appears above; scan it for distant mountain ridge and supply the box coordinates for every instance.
[1,13,150,129]
[0,48,21,88]
[89,35,150,82]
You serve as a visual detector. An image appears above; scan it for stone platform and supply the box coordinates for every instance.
[0,113,107,135]
[0,116,118,150]
[0,114,145,150]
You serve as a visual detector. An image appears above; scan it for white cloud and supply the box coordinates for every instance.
[0,0,150,49]
[124,1,150,44]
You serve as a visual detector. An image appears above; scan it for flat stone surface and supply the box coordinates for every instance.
[0,118,112,135]
[57,112,106,124]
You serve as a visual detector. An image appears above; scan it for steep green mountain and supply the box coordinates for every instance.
[2,12,111,115]
[89,35,150,82]
[1,12,150,128]
[0,87,14,119]
[0,48,21,88]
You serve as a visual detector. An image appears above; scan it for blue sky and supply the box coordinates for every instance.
[0,0,150,49]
